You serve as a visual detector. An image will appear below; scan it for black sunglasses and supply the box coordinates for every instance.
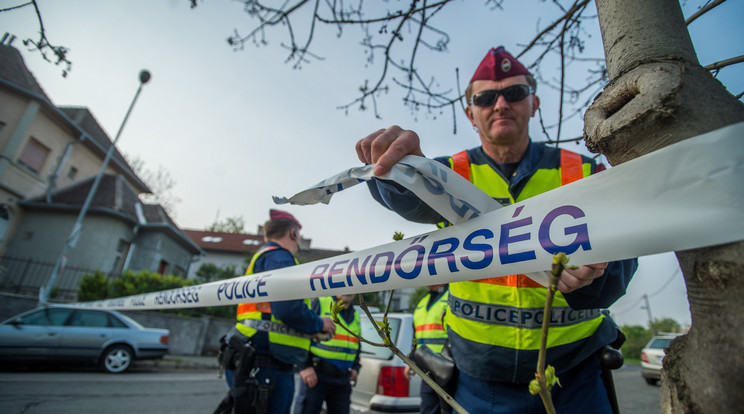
[469,84,534,107]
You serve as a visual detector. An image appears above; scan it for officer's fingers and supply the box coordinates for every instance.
[585,262,608,272]
[323,317,336,335]
[371,127,423,176]
[558,271,583,293]
[356,129,387,164]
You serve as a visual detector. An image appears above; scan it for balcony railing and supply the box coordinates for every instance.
[0,256,116,301]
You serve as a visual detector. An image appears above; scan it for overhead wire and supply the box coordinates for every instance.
[610,267,683,317]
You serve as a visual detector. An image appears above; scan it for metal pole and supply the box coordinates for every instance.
[39,70,151,304]
[641,293,655,334]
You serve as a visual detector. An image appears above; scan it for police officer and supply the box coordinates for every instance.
[408,284,449,414]
[296,294,361,414]
[354,47,638,413]
[221,209,336,414]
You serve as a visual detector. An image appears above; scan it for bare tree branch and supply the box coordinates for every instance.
[704,54,744,71]
[1,0,72,77]
[685,0,727,25]
[517,0,591,58]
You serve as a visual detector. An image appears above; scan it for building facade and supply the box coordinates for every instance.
[0,41,201,300]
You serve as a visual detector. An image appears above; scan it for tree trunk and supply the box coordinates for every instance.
[585,0,744,412]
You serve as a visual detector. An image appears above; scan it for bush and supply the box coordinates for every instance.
[77,268,235,319]
[620,324,653,360]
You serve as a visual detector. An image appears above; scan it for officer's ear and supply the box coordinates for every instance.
[290,229,298,241]
[530,95,540,117]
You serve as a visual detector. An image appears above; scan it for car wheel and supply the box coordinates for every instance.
[101,345,133,373]
[645,377,658,386]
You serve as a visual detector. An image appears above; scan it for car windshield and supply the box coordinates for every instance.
[649,338,673,349]
[359,315,401,360]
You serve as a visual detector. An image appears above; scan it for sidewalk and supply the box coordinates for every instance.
[133,354,220,371]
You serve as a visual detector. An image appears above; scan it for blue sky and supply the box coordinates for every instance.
[3,0,742,327]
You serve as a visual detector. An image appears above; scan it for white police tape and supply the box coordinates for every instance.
[73,122,744,311]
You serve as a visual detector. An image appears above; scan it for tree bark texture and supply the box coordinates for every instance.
[587,0,744,413]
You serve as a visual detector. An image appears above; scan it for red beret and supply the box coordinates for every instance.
[470,46,530,84]
[269,209,302,229]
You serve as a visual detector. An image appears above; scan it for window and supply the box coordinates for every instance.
[17,137,50,174]
[18,308,73,326]
[67,166,78,180]
[69,310,111,327]
[111,239,130,275]
[0,204,9,241]
[108,314,128,329]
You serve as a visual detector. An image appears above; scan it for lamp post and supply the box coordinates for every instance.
[40,70,151,304]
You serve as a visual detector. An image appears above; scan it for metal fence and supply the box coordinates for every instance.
[0,256,110,301]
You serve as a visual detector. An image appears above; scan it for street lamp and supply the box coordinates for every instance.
[40,70,151,304]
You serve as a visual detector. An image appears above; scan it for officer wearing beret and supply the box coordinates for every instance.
[355,47,638,413]
[219,210,336,414]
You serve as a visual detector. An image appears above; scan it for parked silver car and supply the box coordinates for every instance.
[351,312,421,413]
[640,333,682,385]
[0,305,169,373]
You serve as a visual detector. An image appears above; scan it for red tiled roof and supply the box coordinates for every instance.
[183,229,265,254]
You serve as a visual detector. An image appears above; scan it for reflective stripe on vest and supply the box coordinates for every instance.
[413,290,449,353]
[241,318,317,340]
[310,296,361,370]
[235,245,310,363]
[443,147,602,352]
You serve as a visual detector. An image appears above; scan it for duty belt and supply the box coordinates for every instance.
[448,294,601,329]
[240,318,331,341]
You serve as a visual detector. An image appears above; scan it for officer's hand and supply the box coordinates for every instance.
[355,126,424,176]
[404,366,414,381]
[300,367,318,388]
[558,262,608,293]
[321,317,336,337]
[350,369,358,382]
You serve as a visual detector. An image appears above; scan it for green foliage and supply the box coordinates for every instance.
[407,286,429,311]
[206,215,246,233]
[649,317,681,335]
[78,270,111,301]
[194,263,239,284]
[76,269,236,319]
[620,324,653,360]
[109,269,191,297]
[619,318,682,359]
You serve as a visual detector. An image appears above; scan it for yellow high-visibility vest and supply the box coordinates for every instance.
[413,290,449,353]
[441,147,605,381]
[309,296,361,371]
[235,245,310,366]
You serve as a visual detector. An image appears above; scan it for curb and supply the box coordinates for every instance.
[133,355,219,371]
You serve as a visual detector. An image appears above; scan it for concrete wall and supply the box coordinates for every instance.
[0,292,234,356]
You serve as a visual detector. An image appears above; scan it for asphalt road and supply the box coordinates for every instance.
[614,364,661,414]
[0,365,228,414]
[0,362,659,414]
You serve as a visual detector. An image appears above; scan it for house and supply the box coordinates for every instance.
[183,228,351,279]
[0,40,202,300]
